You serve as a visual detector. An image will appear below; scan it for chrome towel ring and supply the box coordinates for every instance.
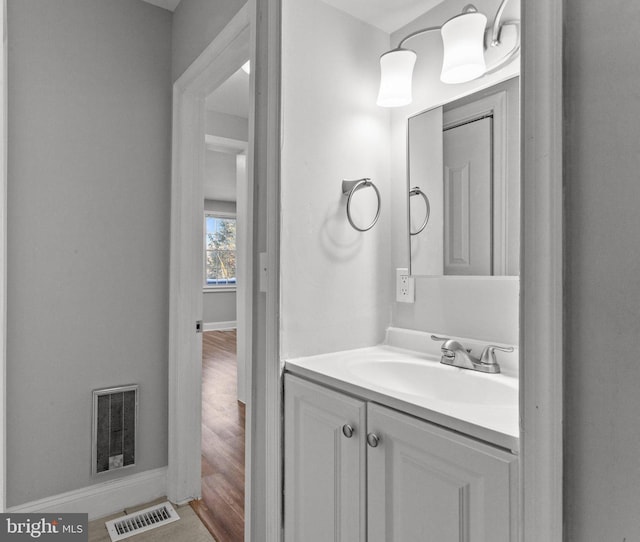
[409,186,430,236]
[342,178,381,232]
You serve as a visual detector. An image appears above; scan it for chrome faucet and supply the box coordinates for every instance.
[431,335,514,374]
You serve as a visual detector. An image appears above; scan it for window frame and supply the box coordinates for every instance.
[203,210,237,292]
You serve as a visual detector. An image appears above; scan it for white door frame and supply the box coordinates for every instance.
[167,3,253,534]
[520,1,563,540]
[235,152,250,404]
[0,0,7,514]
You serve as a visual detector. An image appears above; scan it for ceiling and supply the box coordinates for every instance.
[139,0,181,12]
[321,0,446,33]
[139,0,442,27]
[140,0,517,34]
[205,66,250,119]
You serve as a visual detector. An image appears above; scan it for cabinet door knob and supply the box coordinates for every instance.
[342,424,354,438]
[367,433,380,447]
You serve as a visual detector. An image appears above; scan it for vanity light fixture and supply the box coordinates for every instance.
[376,0,519,107]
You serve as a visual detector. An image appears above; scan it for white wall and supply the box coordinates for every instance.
[280,0,393,358]
[390,0,520,345]
[394,277,519,345]
[280,0,521,357]
[206,110,249,141]
[6,0,172,507]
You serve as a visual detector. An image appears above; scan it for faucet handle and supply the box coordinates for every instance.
[480,345,515,367]
[431,335,466,358]
[431,335,462,350]
[431,335,472,351]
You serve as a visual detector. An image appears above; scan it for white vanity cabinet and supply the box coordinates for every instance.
[284,373,518,542]
[367,402,518,541]
[284,374,367,541]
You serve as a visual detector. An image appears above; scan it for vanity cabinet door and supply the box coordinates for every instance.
[284,374,367,542]
[367,403,518,542]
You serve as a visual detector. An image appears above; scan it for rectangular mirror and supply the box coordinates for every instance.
[409,77,520,276]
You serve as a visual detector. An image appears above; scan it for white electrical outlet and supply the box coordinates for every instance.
[396,268,415,303]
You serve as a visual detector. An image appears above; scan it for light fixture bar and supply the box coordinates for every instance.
[397,26,440,49]
[490,0,511,46]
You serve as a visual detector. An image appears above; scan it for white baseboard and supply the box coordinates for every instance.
[7,467,168,521]
[203,321,236,331]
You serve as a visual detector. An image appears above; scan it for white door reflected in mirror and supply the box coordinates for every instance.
[443,116,492,275]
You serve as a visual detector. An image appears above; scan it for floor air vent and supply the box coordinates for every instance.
[105,502,180,541]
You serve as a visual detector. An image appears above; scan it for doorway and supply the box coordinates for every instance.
[167,5,254,539]
[195,63,251,541]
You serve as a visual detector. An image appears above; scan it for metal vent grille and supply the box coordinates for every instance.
[92,385,138,475]
[105,502,180,542]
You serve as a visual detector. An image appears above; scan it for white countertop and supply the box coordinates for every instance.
[285,343,520,452]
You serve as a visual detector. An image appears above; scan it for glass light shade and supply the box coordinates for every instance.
[440,12,487,84]
[376,48,417,107]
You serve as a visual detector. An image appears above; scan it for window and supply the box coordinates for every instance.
[204,213,237,288]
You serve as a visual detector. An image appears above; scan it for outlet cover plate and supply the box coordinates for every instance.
[396,268,415,303]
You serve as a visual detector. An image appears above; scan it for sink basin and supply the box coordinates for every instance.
[347,359,517,407]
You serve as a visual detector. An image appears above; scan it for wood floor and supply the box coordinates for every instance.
[191,329,245,542]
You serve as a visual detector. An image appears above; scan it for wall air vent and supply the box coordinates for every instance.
[105,502,180,542]
[92,385,138,475]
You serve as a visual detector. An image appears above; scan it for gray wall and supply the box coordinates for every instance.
[204,151,237,201]
[7,0,172,506]
[204,199,236,215]
[171,0,246,82]
[203,291,236,326]
[564,1,640,539]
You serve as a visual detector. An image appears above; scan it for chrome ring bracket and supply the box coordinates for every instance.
[342,178,381,232]
[409,186,430,236]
